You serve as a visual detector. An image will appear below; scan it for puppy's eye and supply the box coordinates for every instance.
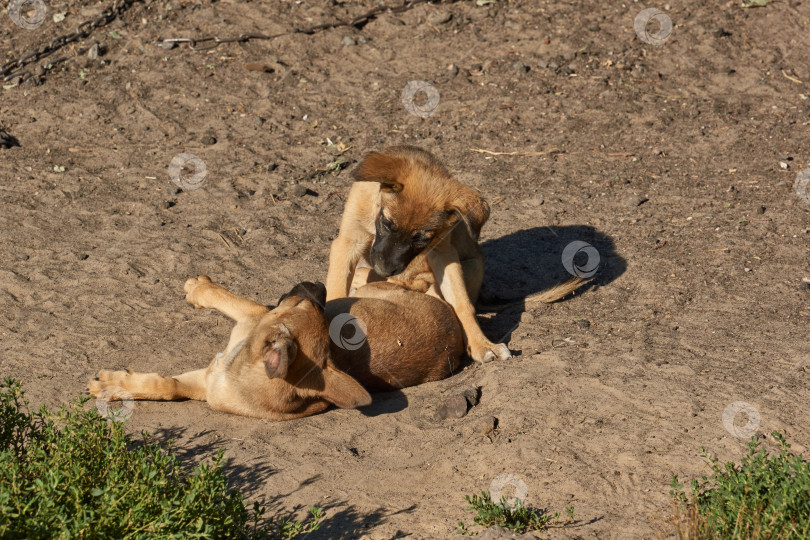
[380,215,395,232]
[412,232,433,247]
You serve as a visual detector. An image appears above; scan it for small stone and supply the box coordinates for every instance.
[714,28,732,38]
[14,253,29,261]
[244,63,275,73]
[293,184,309,197]
[447,63,459,77]
[473,416,497,436]
[162,200,176,209]
[434,394,469,420]
[626,195,649,207]
[253,116,266,128]
[201,135,217,145]
[428,11,452,25]
[341,36,356,46]
[87,44,100,60]
[779,161,789,169]
[76,253,89,261]
[757,206,766,214]
[800,282,810,291]
[158,40,176,50]
[510,61,528,73]
[357,35,369,44]
[23,76,41,89]
[577,319,591,328]
[461,387,481,408]
[652,148,663,156]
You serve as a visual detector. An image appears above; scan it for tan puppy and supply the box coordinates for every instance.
[326,146,583,363]
[88,275,465,419]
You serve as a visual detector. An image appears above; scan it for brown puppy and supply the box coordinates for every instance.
[88,275,465,419]
[326,146,583,363]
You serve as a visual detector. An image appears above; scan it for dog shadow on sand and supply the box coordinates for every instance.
[477,225,626,351]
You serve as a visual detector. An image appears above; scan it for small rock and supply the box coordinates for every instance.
[158,40,176,50]
[244,63,275,73]
[577,319,591,328]
[461,387,481,408]
[357,35,369,44]
[757,206,766,214]
[87,43,100,60]
[652,148,663,156]
[626,195,649,207]
[341,36,356,46]
[14,253,29,261]
[292,184,317,197]
[253,116,266,128]
[714,28,732,38]
[464,416,498,439]
[447,63,459,77]
[23,76,41,89]
[510,61,528,73]
[76,253,89,261]
[779,161,789,169]
[162,200,176,209]
[800,282,810,291]
[201,135,217,145]
[434,394,469,420]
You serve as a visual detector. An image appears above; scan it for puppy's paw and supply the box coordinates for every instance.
[88,369,132,398]
[184,275,213,308]
[469,342,512,364]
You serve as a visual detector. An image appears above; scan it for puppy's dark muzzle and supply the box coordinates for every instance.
[371,261,404,278]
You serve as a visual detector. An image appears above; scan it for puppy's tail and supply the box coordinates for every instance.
[476,276,589,312]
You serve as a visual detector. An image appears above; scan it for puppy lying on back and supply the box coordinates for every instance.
[88,275,465,419]
[326,146,584,363]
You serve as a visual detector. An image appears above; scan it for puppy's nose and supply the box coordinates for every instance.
[373,263,393,278]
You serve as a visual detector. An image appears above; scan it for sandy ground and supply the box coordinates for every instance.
[1,0,809,537]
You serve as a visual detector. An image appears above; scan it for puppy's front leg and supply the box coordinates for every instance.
[326,234,370,301]
[427,245,512,363]
[184,276,269,321]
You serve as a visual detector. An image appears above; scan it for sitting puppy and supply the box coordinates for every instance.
[88,275,464,419]
[326,146,584,363]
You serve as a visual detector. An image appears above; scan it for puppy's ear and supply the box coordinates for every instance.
[320,366,372,409]
[447,190,490,240]
[279,281,326,309]
[352,152,405,193]
[264,325,295,379]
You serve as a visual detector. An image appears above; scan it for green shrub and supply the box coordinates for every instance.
[0,378,321,539]
[671,432,810,539]
[457,491,573,535]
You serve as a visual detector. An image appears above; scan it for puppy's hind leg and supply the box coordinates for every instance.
[88,368,207,402]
